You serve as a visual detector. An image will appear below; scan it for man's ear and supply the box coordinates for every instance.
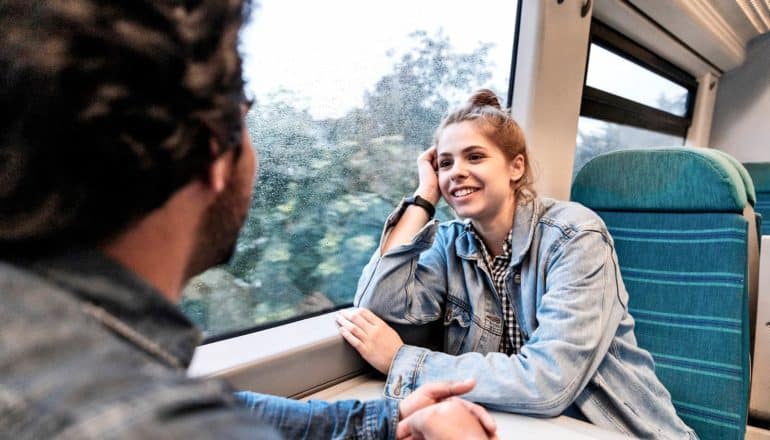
[205,140,233,194]
[509,154,525,182]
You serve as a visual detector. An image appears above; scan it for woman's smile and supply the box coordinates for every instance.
[450,186,481,199]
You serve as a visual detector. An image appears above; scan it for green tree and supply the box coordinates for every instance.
[337,30,494,147]
[182,31,496,336]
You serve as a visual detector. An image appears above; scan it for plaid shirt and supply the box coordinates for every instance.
[467,224,523,355]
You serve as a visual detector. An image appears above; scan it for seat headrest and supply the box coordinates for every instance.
[743,162,770,193]
[711,150,756,205]
[571,148,748,212]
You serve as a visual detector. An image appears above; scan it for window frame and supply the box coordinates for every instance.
[580,19,698,138]
[188,3,525,345]
[189,311,370,398]
[188,4,525,391]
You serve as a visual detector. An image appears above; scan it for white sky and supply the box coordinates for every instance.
[586,45,688,114]
[240,0,517,119]
[239,1,689,124]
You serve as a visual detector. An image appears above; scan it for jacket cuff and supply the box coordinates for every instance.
[383,345,430,399]
[362,398,400,440]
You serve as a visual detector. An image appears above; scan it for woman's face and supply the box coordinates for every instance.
[436,121,524,227]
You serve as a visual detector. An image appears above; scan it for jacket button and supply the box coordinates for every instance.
[393,375,402,396]
[514,273,521,284]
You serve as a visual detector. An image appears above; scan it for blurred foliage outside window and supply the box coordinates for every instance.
[574,117,684,177]
[180,2,516,338]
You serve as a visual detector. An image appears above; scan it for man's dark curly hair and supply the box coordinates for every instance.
[0,0,251,256]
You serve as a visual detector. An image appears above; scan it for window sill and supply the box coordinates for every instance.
[188,310,369,397]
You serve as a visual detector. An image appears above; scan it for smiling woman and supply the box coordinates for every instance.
[343,89,698,438]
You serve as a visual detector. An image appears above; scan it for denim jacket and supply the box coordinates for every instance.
[355,197,696,439]
[0,250,398,439]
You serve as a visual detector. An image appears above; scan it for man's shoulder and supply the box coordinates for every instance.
[0,260,281,439]
[0,260,84,328]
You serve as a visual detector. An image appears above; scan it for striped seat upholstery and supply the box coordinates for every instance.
[572,148,751,440]
[744,163,770,237]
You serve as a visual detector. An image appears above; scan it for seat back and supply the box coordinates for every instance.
[713,154,760,359]
[744,162,770,237]
[743,163,770,424]
[572,148,751,440]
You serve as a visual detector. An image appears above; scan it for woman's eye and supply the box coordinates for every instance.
[438,160,451,168]
[469,154,484,161]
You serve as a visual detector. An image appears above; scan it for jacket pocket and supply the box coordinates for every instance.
[443,303,472,355]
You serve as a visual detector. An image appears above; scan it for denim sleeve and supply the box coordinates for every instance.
[355,203,447,325]
[235,392,400,440]
[383,231,626,417]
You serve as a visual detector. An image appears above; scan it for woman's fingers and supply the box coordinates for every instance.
[356,307,384,327]
[336,313,367,340]
[451,398,497,436]
[417,145,436,162]
[338,326,364,350]
[396,419,413,440]
[448,378,476,396]
[412,379,475,402]
[342,308,377,331]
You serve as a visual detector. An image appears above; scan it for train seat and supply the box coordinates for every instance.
[571,147,752,440]
[743,162,770,426]
[744,163,770,238]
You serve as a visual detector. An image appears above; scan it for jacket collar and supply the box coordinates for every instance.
[26,248,202,368]
[455,197,540,267]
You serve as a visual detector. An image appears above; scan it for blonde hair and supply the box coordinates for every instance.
[433,89,535,200]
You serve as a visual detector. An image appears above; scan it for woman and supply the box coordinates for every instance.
[337,90,696,439]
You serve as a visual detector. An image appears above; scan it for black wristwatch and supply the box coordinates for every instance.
[403,194,435,218]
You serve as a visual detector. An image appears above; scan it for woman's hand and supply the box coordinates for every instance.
[398,397,498,440]
[397,380,496,440]
[416,146,441,205]
[336,308,404,374]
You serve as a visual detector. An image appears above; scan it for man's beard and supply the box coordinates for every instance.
[185,169,251,280]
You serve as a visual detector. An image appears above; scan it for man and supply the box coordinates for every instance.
[0,0,497,438]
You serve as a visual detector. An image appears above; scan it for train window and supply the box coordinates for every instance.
[574,20,697,177]
[180,0,519,340]
[585,45,689,116]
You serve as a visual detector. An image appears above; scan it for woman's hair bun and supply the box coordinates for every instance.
[468,89,501,109]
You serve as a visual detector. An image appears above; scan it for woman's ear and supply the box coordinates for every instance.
[509,154,525,182]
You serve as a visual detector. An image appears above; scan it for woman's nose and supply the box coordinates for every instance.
[449,162,468,180]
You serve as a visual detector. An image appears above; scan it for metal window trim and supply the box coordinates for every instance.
[507,0,525,109]
[580,85,690,137]
[581,19,697,138]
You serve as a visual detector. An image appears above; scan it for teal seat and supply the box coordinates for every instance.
[572,148,751,440]
[743,162,770,237]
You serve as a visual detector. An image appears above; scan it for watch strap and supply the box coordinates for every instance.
[403,194,436,218]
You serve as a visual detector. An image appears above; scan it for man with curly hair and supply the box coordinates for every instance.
[0,1,497,438]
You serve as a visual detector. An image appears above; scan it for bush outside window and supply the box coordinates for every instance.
[180,0,519,339]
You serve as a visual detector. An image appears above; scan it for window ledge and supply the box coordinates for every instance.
[188,311,369,397]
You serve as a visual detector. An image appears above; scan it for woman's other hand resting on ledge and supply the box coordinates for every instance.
[336,307,403,374]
